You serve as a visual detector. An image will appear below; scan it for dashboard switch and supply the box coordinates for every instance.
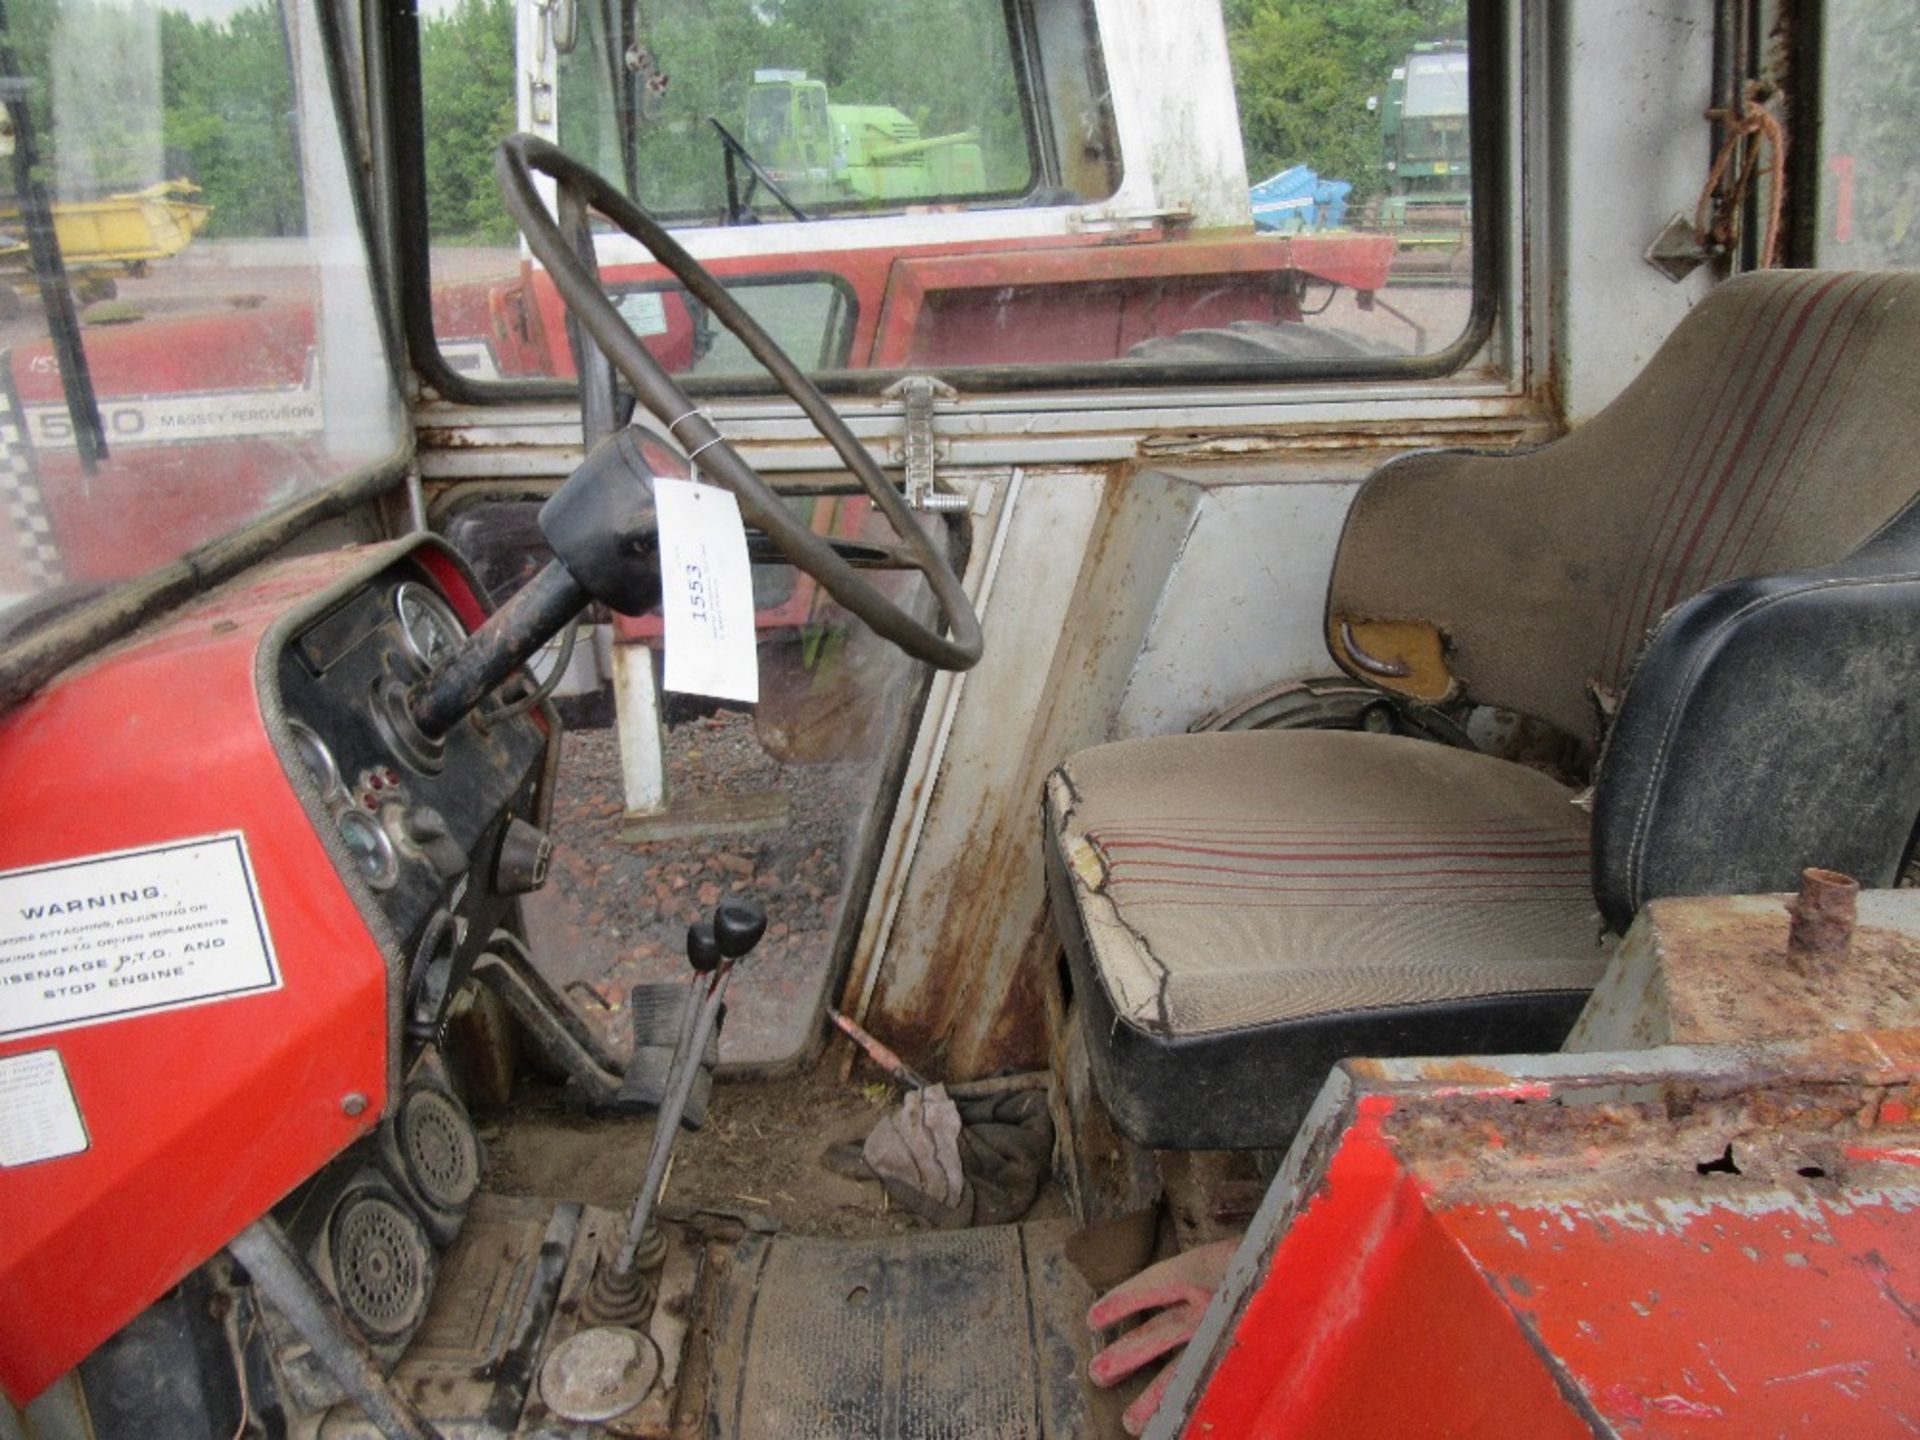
[401,804,468,880]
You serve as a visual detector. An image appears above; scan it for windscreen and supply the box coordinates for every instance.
[551,0,1033,221]
[423,0,1479,389]
[0,1,403,658]
[1403,50,1468,118]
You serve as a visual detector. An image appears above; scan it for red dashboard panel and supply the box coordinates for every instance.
[0,547,395,1401]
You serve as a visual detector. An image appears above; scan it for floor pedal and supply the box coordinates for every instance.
[616,982,722,1126]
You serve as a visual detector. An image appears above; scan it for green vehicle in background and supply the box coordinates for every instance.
[1372,41,1470,276]
[738,68,988,209]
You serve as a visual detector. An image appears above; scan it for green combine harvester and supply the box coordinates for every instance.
[741,69,987,208]
[1372,42,1470,280]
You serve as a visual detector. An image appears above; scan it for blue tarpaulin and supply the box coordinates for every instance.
[1249,165,1352,233]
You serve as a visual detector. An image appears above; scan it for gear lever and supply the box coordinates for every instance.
[587,898,765,1322]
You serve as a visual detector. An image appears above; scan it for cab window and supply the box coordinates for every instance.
[416,0,1484,391]
[1810,0,1920,268]
[0,1,401,660]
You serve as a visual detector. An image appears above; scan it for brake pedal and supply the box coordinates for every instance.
[616,982,723,1124]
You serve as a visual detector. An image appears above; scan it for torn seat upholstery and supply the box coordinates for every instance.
[1047,733,1606,1148]
[1048,271,1920,1150]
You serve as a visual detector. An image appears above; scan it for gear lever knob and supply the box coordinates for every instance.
[713,898,767,959]
[686,920,721,973]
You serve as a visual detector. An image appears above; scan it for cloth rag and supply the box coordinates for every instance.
[857,1084,1053,1228]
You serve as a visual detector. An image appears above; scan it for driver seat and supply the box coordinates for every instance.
[1047,270,1920,1149]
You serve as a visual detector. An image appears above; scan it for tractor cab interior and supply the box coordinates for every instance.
[7,1,1920,1438]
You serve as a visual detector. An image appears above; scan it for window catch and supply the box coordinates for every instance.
[882,374,967,513]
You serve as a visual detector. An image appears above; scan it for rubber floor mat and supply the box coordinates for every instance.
[706,1218,1115,1439]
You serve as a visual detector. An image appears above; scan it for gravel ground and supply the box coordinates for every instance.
[520,707,882,1069]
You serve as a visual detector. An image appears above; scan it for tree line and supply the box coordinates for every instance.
[11,0,1913,269]
[1226,0,1465,193]
[2,0,302,237]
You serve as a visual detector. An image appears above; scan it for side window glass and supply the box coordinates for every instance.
[1811,2,1920,267]
[1,1,400,658]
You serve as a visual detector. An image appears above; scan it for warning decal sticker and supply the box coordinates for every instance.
[0,833,280,1041]
[0,1049,88,1166]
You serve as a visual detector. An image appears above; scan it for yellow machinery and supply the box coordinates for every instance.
[0,179,211,305]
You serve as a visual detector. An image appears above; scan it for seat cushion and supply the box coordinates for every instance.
[1046,730,1613,1148]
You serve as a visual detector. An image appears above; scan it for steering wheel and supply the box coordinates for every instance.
[494,134,983,672]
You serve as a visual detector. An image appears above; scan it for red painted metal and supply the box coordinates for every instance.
[1177,1041,1920,1437]
[871,233,1399,367]
[0,547,396,1403]
[491,228,1398,380]
[1180,1100,1590,1440]
[32,440,333,583]
[14,306,313,399]
[1446,1190,1920,1431]
[10,304,326,585]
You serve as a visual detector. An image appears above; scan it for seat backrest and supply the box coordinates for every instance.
[1590,494,1920,929]
[1326,271,1920,748]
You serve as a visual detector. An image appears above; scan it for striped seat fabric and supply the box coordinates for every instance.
[1329,271,1920,748]
[1053,731,1605,1033]
[1046,731,1611,1148]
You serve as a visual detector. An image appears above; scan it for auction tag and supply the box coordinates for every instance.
[653,476,759,704]
[0,1049,88,1167]
[0,833,281,1041]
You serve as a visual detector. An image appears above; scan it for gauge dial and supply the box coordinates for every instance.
[393,582,466,669]
[338,808,400,890]
[286,719,341,796]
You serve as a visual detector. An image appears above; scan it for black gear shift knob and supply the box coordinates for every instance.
[713,898,767,959]
[686,920,721,973]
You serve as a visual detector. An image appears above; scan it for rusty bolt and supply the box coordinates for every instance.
[341,1092,369,1117]
[1785,867,1858,974]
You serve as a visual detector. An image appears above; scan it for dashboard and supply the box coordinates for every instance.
[0,536,546,1396]
[272,546,552,1043]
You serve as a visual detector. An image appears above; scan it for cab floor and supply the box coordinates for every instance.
[319,1196,1126,1438]
[704,1218,1126,1440]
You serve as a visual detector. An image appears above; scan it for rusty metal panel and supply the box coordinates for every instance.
[857,467,1201,1077]
[1152,1034,1920,1438]
[1568,887,1920,1053]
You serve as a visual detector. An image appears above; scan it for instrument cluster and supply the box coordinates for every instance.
[270,551,550,1037]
